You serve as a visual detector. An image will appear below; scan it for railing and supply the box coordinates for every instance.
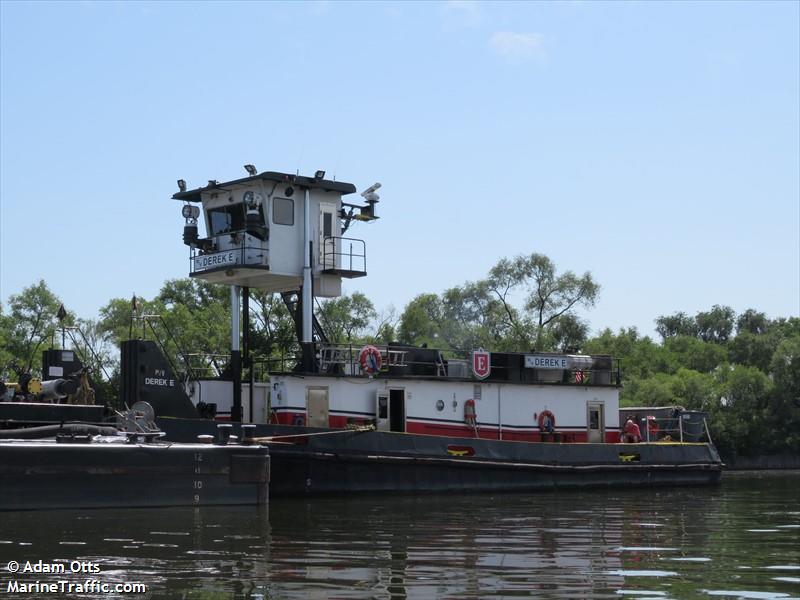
[621,412,713,444]
[183,353,231,380]
[320,236,366,277]
[189,231,268,276]
[318,344,408,375]
[161,340,621,388]
[312,343,620,384]
[173,352,299,383]
[251,354,300,379]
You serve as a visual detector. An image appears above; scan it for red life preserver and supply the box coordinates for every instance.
[646,416,659,438]
[358,345,383,374]
[464,399,477,426]
[538,410,556,432]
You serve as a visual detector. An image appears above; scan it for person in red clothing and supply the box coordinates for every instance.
[623,417,641,443]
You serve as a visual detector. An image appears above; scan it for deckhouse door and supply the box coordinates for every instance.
[307,386,329,428]
[319,203,337,270]
[375,391,390,432]
[587,402,605,443]
[389,388,406,433]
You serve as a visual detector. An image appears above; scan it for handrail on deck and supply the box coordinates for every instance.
[321,236,366,275]
[624,413,712,445]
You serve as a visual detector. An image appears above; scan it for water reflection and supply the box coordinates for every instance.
[0,473,797,599]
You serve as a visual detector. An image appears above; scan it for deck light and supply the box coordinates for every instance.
[314,170,326,180]
[182,204,200,221]
[244,164,257,176]
[177,179,187,192]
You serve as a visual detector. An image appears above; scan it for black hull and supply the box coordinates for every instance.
[0,441,269,511]
[157,418,722,496]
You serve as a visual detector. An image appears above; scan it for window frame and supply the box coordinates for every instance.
[273,197,295,226]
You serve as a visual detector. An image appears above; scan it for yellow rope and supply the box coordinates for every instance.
[251,424,375,443]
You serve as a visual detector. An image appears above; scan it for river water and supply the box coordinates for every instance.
[0,472,798,599]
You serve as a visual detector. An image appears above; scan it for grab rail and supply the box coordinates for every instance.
[320,236,366,276]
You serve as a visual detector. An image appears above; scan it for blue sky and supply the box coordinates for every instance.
[1,0,798,338]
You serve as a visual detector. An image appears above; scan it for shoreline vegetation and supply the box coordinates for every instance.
[2,253,798,463]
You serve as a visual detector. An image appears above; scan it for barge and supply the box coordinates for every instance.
[0,420,270,511]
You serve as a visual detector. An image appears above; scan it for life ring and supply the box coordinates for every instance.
[464,399,477,426]
[538,410,556,432]
[359,345,383,374]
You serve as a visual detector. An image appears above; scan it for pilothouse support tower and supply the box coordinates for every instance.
[173,169,380,419]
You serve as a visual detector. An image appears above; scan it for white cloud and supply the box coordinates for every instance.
[441,1,481,28]
[489,31,546,63]
[385,5,403,18]
[307,1,331,16]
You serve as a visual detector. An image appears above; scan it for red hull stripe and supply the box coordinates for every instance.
[407,417,591,431]
[271,412,620,443]
[271,410,608,432]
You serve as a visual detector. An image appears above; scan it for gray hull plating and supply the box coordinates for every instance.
[157,419,722,496]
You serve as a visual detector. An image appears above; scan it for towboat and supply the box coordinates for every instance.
[143,340,721,494]
[156,168,721,492]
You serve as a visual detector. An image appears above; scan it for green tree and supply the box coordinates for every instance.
[584,327,671,382]
[623,373,676,407]
[766,335,800,453]
[0,303,15,377]
[728,331,775,371]
[549,313,590,353]
[716,364,773,411]
[770,335,800,402]
[367,306,398,345]
[157,278,229,311]
[709,364,774,456]
[248,291,297,364]
[98,295,164,344]
[736,309,771,335]
[440,282,513,352]
[655,311,697,341]
[397,293,444,347]
[4,280,68,374]
[98,283,230,379]
[695,305,736,344]
[671,368,718,411]
[489,253,599,351]
[318,292,377,345]
[66,317,120,406]
[664,335,727,373]
[397,253,600,355]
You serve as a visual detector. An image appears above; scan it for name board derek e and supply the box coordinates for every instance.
[193,251,240,272]
[524,355,571,370]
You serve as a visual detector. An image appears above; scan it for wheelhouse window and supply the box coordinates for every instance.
[323,212,333,238]
[207,205,244,235]
[273,197,294,226]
